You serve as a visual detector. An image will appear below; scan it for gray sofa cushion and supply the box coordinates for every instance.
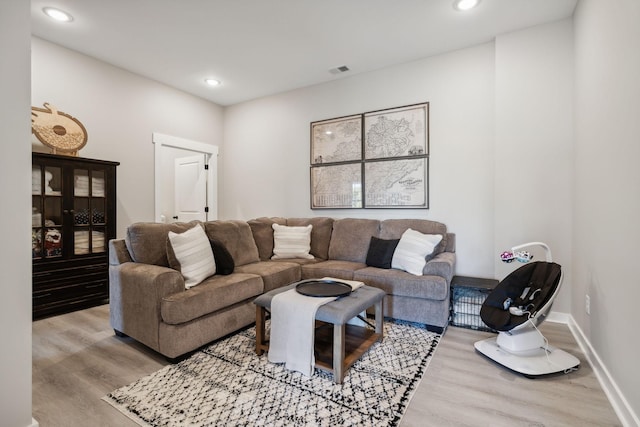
[161,273,263,325]
[235,261,301,292]
[203,220,260,267]
[247,217,287,261]
[328,218,380,262]
[286,217,334,260]
[353,267,449,301]
[301,260,367,281]
[125,221,200,267]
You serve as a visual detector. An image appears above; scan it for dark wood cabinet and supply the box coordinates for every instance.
[32,152,119,319]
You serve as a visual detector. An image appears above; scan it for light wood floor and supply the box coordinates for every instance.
[33,304,621,426]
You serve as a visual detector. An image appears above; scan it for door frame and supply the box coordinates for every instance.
[152,132,218,223]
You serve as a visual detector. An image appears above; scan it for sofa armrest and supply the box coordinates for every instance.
[109,262,185,351]
[109,238,132,265]
[423,251,455,282]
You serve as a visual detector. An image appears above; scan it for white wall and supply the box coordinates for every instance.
[224,22,575,297]
[494,20,574,313]
[31,37,224,238]
[0,2,35,427]
[224,43,497,277]
[573,0,640,423]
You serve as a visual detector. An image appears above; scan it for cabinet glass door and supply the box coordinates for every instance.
[32,165,63,259]
[73,168,107,255]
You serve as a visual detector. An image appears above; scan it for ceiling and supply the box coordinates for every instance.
[31,0,577,106]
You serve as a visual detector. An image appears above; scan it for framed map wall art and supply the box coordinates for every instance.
[310,102,429,209]
[364,158,427,208]
[310,163,362,209]
[311,114,362,165]
[364,103,428,160]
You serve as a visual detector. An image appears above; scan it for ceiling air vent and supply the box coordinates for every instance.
[329,65,350,75]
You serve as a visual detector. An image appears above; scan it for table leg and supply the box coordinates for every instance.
[375,299,384,338]
[256,306,266,355]
[333,323,345,383]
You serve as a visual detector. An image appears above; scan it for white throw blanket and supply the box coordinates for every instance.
[268,278,364,376]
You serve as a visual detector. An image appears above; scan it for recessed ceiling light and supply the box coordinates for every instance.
[205,78,221,87]
[42,7,73,22]
[453,0,480,11]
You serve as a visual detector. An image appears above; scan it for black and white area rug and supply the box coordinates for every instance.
[103,320,441,427]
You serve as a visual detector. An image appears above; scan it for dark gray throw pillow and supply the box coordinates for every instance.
[210,238,234,275]
[365,236,400,269]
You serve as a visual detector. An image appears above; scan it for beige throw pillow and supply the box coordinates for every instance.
[391,228,443,276]
[271,224,314,259]
[168,225,216,288]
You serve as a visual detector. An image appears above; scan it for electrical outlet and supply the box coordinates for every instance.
[585,294,591,315]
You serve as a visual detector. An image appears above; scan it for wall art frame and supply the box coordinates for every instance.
[310,163,363,209]
[310,114,362,165]
[364,103,429,160]
[364,157,428,209]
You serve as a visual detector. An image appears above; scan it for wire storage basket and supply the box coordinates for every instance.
[450,276,498,332]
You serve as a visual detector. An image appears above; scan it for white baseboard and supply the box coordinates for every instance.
[564,314,640,427]
[546,310,570,324]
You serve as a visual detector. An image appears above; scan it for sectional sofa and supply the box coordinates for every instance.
[108,217,456,360]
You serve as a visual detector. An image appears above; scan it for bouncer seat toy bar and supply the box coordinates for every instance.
[500,241,552,264]
[500,250,532,263]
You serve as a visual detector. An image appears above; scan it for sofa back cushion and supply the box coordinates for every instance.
[203,220,260,266]
[247,217,287,261]
[379,219,448,256]
[126,221,200,266]
[328,218,380,263]
[287,217,334,260]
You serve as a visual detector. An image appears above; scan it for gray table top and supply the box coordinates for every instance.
[254,281,385,325]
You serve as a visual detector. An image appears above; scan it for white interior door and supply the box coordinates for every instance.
[173,154,207,222]
[153,133,218,223]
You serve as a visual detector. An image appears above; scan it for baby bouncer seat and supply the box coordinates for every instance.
[474,242,580,377]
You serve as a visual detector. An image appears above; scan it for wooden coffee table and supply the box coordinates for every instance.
[254,282,385,383]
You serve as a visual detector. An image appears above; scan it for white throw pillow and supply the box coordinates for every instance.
[271,224,314,259]
[391,228,443,276]
[168,225,216,288]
